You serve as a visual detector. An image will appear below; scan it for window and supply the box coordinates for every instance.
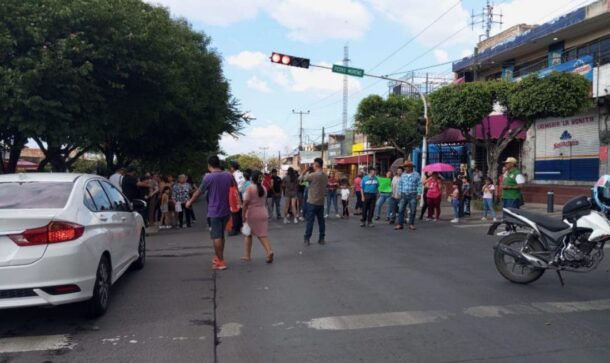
[86,181,112,212]
[100,181,129,212]
[84,190,97,211]
[0,182,74,209]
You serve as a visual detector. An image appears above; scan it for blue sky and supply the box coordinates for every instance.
[145,0,595,157]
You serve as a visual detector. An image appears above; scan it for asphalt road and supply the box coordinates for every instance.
[2,201,610,362]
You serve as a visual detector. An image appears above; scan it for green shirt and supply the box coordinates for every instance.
[502,168,523,200]
[378,177,392,193]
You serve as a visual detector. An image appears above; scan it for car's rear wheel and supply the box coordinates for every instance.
[131,231,146,270]
[87,255,111,317]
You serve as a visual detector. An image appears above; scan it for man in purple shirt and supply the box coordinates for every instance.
[187,155,233,270]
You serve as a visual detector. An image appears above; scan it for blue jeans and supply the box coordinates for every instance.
[483,198,496,218]
[502,198,521,209]
[304,203,325,241]
[374,192,392,219]
[326,190,339,215]
[388,197,400,223]
[452,199,461,218]
[397,193,418,227]
[301,187,309,216]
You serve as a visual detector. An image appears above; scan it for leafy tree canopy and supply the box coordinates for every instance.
[226,153,264,171]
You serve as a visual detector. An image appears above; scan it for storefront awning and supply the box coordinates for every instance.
[334,154,372,165]
[429,115,527,144]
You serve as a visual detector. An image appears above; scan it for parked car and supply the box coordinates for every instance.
[0,173,146,316]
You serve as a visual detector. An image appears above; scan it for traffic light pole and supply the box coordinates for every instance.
[309,65,429,173]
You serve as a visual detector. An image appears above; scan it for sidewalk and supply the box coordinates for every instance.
[433,200,563,225]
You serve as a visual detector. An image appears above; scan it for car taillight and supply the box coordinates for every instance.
[9,222,84,246]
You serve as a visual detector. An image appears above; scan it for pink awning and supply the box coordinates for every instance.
[429,115,526,144]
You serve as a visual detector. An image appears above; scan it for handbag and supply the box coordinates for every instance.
[241,222,252,236]
[229,185,240,213]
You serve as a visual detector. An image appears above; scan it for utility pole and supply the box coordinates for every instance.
[471,0,503,41]
[342,44,349,132]
[321,127,325,163]
[259,146,269,172]
[292,109,310,151]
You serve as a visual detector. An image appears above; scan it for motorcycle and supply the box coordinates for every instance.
[489,196,610,285]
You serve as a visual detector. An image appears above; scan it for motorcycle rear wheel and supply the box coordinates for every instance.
[494,232,546,284]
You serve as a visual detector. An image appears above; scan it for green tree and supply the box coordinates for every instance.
[355,94,423,157]
[0,0,246,173]
[227,153,264,171]
[429,73,591,179]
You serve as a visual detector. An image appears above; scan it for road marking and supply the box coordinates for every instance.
[299,298,610,332]
[452,223,490,228]
[218,323,243,337]
[0,334,74,354]
[304,310,453,331]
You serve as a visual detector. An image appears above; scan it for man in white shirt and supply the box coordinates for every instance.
[109,168,125,192]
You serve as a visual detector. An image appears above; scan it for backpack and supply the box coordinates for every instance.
[263,175,272,192]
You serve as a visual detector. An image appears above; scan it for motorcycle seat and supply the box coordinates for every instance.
[507,208,570,232]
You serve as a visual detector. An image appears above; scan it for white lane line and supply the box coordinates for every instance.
[0,334,74,353]
[304,310,453,331]
[300,298,610,332]
[452,223,491,228]
[217,323,243,338]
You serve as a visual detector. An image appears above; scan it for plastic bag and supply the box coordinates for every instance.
[241,222,251,236]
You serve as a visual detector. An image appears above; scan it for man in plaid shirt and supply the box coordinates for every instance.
[395,161,422,231]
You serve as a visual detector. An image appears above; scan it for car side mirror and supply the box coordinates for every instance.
[131,199,147,211]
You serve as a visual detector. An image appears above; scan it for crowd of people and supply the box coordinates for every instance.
[108,166,199,229]
[107,154,525,271]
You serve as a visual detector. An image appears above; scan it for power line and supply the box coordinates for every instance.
[367,0,462,73]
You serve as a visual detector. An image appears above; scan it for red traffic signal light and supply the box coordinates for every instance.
[270,52,310,69]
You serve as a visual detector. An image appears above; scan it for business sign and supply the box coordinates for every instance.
[299,151,321,164]
[515,55,593,82]
[534,113,599,181]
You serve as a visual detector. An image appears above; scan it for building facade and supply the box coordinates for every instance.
[451,0,610,200]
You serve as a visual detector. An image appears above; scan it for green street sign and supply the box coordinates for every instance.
[332,64,364,78]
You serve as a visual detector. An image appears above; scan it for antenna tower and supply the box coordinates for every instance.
[471,0,503,41]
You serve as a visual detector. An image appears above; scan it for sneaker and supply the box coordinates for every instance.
[496,230,512,236]
[212,259,227,270]
[375,216,380,221]
[293,218,298,224]
[481,217,487,221]
[336,214,341,218]
[424,217,431,221]
[324,214,329,219]
[432,218,438,222]
[360,222,366,227]
[367,222,375,228]
[283,217,289,224]
[493,218,498,222]
[304,239,311,246]
[450,218,459,223]
[299,216,305,222]
[318,240,325,245]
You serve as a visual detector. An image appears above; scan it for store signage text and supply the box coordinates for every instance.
[537,116,595,130]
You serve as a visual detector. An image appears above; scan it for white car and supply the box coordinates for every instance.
[0,173,146,316]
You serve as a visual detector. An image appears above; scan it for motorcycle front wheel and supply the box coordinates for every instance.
[494,232,546,284]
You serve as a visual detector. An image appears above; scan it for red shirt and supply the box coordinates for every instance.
[426,178,441,198]
[354,177,362,192]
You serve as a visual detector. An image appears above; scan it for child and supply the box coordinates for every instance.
[450,181,461,223]
[482,177,497,222]
[160,187,171,229]
[340,181,351,219]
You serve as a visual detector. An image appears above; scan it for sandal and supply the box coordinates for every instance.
[409,225,416,230]
[266,252,274,264]
[240,257,251,262]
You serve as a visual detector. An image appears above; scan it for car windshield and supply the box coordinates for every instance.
[0,182,74,209]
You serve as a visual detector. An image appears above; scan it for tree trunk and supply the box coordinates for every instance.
[486,146,500,183]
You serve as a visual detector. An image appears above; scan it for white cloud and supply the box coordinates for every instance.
[433,49,449,63]
[246,76,271,93]
[496,0,597,30]
[287,62,363,93]
[220,125,295,155]
[227,51,268,70]
[367,0,474,46]
[147,0,371,42]
[461,49,472,58]
[267,0,372,42]
[144,0,263,26]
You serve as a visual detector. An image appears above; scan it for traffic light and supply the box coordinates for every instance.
[417,116,427,136]
[270,52,310,69]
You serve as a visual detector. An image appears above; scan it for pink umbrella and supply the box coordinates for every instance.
[423,163,454,173]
